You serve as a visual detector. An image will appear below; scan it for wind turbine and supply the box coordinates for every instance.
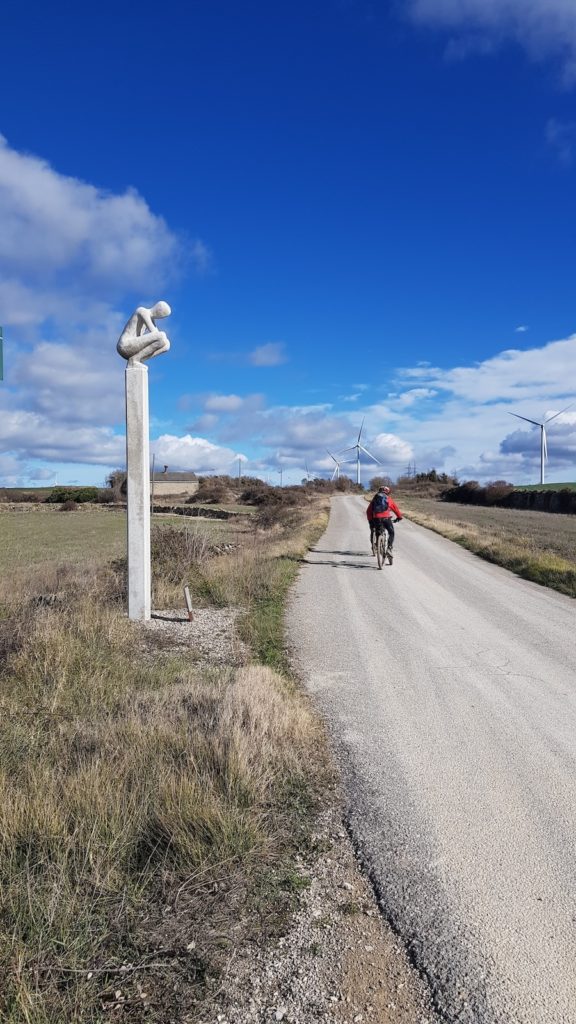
[509,403,573,485]
[337,419,381,485]
[326,448,347,481]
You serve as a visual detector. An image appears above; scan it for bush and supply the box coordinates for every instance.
[106,469,127,500]
[60,500,78,511]
[441,480,514,506]
[96,487,115,504]
[0,489,43,503]
[46,487,99,504]
[484,481,515,505]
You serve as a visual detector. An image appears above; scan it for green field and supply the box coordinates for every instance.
[515,482,576,492]
[0,507,237,575]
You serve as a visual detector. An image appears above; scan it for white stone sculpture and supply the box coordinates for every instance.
[117,302,172,364]
[118,302,172,621]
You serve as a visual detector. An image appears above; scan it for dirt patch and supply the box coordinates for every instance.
[136,607,249,665]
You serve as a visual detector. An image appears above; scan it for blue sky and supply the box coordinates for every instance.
[1,0,576,486]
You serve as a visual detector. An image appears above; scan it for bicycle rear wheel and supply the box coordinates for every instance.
[376,530,386,569]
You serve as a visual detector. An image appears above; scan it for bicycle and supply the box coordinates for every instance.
[372,519,400,570]
[374,521,389,569]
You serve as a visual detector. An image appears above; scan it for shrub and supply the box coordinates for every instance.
[46,487,99,504]
[0,489,43,503]
[60,500,78,512]
[484,481,515,505]
[441,480,514,506]
[106,469,127,499]
[96,487,115,504]
[369,475,393,491]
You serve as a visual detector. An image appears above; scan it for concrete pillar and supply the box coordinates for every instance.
[125,362,151,620]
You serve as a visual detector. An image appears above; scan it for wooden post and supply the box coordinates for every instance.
[184,585,193,622]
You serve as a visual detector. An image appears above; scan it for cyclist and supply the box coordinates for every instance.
[366,486,403,563]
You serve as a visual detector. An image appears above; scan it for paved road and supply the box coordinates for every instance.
[287,496,576,1024]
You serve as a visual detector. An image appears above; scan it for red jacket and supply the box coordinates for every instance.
[366,495,403,521]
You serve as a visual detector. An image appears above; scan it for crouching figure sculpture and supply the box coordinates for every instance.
[117,302,172,364]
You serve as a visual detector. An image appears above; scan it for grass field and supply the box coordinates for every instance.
[515,482,576,492]
[399,494,576,598]
[0,507,238,576]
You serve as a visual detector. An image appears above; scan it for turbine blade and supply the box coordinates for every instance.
[331,466,338,481]
[359,444,381,464]
[509,412,541,427]
[545,401,574,425]
[357,417,365,444]
[337,445,356,455]
[326,448,338,465]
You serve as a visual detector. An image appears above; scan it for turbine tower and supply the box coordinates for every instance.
[509,403,573,485]
[338,419,381,485]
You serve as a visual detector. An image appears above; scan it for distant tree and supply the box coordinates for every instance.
[368,475,393,491]
[106,469,126,499]
[335,475,353,492]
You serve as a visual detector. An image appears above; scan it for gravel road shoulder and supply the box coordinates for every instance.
[204,800,437,1024]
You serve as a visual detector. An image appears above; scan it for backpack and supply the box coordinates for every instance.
[372,492,389,515]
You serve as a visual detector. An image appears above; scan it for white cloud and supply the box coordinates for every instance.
[394,387,438,407]
[249,342,287,366]
[0,134,185,298]
[515,325,529,333]
[408,0,576,83]
[370,432,414,466]
[0,409,124,465]
[152,435,244,475]
[204,393,245,412]
[399,335,576,404]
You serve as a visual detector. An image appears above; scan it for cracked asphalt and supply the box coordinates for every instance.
[287,495,576,1024]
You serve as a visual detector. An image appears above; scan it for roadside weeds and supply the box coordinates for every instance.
[0,501,333,1022]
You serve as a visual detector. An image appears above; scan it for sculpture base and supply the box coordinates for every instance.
[125,363,151,621]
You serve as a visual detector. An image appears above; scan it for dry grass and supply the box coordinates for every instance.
[400,495,576,598]
[152,501,329,670]
[0,499,330,1022]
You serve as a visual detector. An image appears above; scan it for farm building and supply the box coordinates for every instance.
[152,469,199,499]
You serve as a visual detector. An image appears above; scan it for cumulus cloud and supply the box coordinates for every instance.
[408,0,576,82]
[394,387,438,407]
[0,134,186,302]
[204,393,245,413]
[370,432,414,466]
[0,409,125,465]
[152,435,244,475]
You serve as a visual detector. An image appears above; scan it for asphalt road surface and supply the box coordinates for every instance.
[287,496,576,1024]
